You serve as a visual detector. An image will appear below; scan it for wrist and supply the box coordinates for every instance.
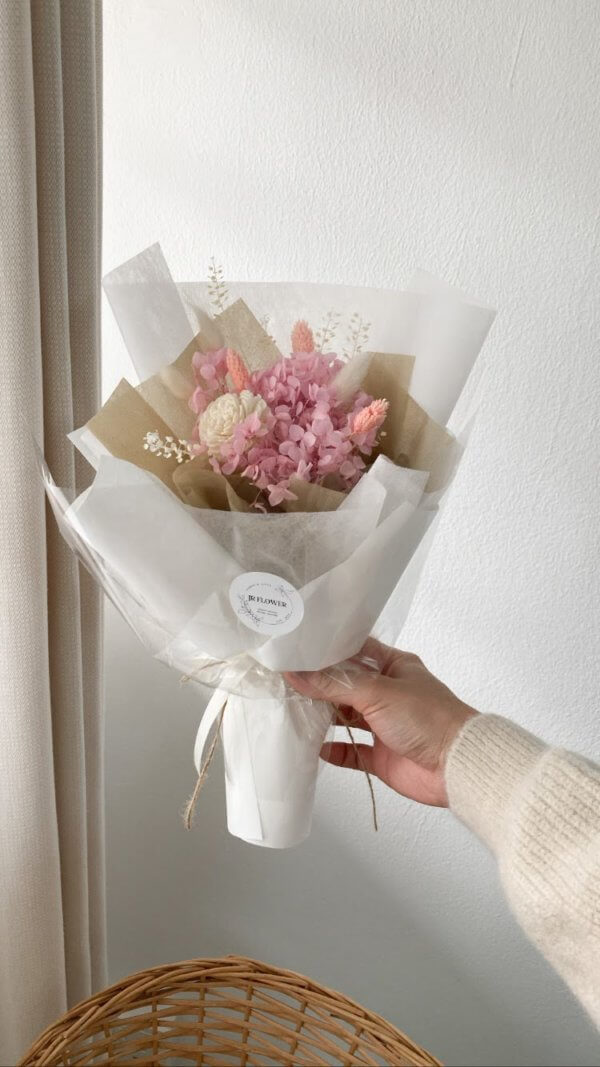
[440,705,480,772]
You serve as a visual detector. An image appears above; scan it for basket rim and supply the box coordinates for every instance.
[19,954,442,1066]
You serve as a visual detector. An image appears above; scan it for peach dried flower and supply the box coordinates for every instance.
[226,348,251,392]
[352,398,389,435]
[291,320,315,353]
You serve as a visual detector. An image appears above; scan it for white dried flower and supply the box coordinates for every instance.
[198,390,268,455]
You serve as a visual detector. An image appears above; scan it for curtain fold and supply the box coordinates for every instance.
[0,2,105,1061]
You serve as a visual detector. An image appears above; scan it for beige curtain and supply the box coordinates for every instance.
[0,1,105,1061]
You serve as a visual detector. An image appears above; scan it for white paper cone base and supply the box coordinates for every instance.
[195,689,332,849]
[224,786,318,849]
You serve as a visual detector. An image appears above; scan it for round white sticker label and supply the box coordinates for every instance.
[229,571,304,636]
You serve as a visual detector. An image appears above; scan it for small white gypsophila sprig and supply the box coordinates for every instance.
[207,257,229,315]
[343,312,371,361]
[143,431,192,464]
[314,310,341,351]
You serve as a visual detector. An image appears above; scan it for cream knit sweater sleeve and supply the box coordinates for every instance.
[446,714,600,1026]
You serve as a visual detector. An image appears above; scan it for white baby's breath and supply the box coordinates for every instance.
[143,431,191,464]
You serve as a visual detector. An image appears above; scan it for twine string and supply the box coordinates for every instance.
[183,697,378,834]
[183,701,227,830]
[343,722,378,832]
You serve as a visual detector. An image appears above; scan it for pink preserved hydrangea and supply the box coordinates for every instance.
[188,347,230,416]
[189,324,388,508]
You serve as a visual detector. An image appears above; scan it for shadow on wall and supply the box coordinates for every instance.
[104,606,598,1067]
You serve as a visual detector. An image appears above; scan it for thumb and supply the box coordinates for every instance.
[284,667,379,712]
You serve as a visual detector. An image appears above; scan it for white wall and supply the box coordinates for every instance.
[102,2,600,1064]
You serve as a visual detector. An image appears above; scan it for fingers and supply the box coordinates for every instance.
[355,637,422,677]
[321,741,375,773]
[284,668,378,712]
[336,705,372,732]
[284,638,419,711]
[355,636,395,671]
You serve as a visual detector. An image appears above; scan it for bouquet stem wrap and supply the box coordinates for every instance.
[193,687,332,847]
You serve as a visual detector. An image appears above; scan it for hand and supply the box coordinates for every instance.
[285,638,478,807]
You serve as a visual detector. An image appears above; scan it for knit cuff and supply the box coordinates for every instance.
[445,714,547,854]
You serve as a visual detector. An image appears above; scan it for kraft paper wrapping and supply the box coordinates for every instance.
[85,297,456,513]
[214,298,282,372]
[87,380,181,491]
[136,332,210,440]
[173,460,253,512]
[103,245,495,426]
[363,351,415,401]
[363,352,456,491]
[285,478,346,513]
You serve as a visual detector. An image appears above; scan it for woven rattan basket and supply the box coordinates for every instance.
[20,955,441,1066]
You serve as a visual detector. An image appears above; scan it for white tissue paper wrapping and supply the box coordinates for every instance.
[44,244,494,848]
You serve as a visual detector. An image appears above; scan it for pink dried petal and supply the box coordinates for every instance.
[189,387,208,415]
[192,350,204,374]
[279,440,303,464]
[244,412,261,434]
[232,431,247,454]
[313,416,333,436]
[236,346,386,505]
[268,482,297,506]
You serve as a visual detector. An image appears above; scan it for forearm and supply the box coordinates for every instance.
[446,714,600,1027]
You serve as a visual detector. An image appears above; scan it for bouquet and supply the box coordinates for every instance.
[43,244,494,848]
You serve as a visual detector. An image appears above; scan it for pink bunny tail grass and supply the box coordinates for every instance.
[291,319,315,353]
[352,398,389,435]
[226,348,250,391]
